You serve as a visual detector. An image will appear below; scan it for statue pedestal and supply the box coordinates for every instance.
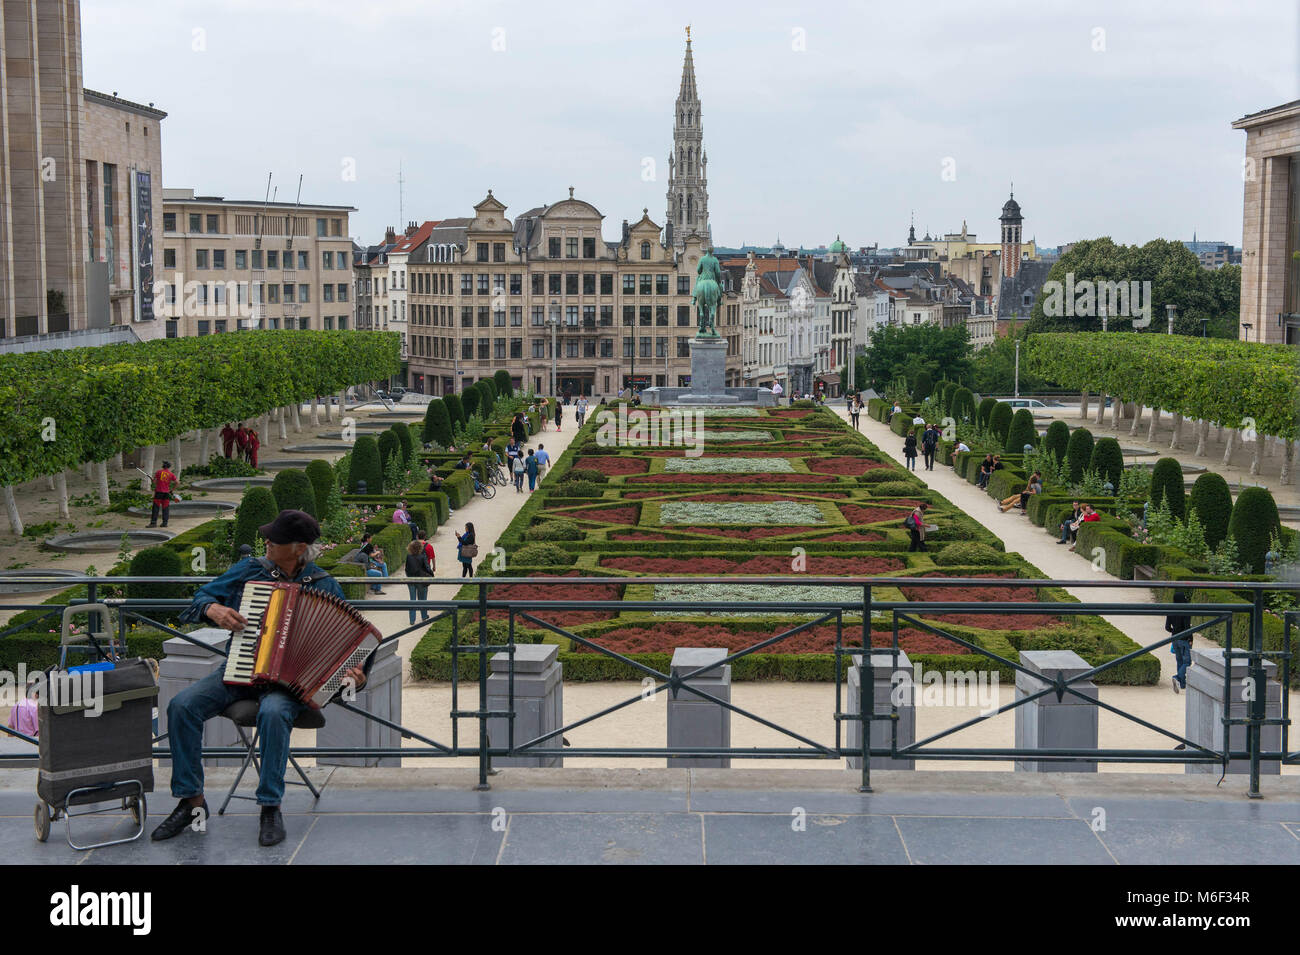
[641,336,776,407]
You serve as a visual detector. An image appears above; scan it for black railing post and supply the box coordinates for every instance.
[858,584,872,793]
[476,579,491,790]
[1248,587,1265,799]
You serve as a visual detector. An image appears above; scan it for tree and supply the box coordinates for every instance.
[391,420,415,463]
[860,323,972,391]
[912,369,933,403]
[1065,427,1095,485]
[1090,437,1124,491]
[305,459,336,520]
[349,435,383,493]
[1189,472,1233,551]
[233,486,278,550]
[423,399,453,446]
[1149,457,1185,521]
[989,401,1014,448]
[461,386,481,420]
[271,468,318,518]
[1228,486,1282,574]
[951,387,976,424]
[476,379,495,417]
[493,368,513,398]
[1006,408,1038,454]
[377,430,400,472]
[1043,420,1070,463]
[977,396,997,430]
[970,335,1045,396]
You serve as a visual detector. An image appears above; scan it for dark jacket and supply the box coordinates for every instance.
[1165,592,1192,637]
[903,435,917,458]
[404,552,434,578]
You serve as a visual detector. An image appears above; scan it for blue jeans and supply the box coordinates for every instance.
[1171,638,1192,688]
[366,563,388,593]
[528,471,537,490]
[166,670,304,806]
[406,583,430,626]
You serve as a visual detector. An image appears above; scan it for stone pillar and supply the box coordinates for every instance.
[1185,647,1280,775]
[845,649,914,770]
[157,629,242,767]
[318,640,403,767]
[666,647,731,768]
[1014,650,1097,773]
[485,643,563,767]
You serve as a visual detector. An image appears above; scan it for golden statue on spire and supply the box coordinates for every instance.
[686,25,691,42]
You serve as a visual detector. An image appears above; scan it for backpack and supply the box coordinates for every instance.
[903,512,917,530]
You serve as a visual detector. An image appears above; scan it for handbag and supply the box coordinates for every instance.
[461,542,479,559]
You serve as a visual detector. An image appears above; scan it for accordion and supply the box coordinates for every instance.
[223,581,381,709]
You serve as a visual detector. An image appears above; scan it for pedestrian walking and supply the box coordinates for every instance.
[404,540,434,626]
[512,450,526,492]
[906,502,930,552]
[525,448,539,491]
[246,428,261,469]
[456,523,477,578]
[535,443,551,476]
[1166,589,1193,694]
[220,423,236,459]
[554,401,563,431]
[147,460,178,528]
[903,430,918,471]
[234,424,250,463]
[576,395,588,427]
[921,423,938,471]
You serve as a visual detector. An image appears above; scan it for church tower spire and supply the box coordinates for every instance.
[665,27,709,252]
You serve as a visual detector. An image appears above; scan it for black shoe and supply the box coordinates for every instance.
[259,805,286,847]
[151,798,206,841]
[146,522,157,528]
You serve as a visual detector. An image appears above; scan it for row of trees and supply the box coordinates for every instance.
[0,331,401,532]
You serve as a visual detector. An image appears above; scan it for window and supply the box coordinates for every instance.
[332,219,342,237]
[267,250,279,269]
[510,338,522,359]
[510,274,522,295]
[640,305,652,326]
[549,273,562,295]
[189,213,202,233]
[656,275,669,296]
[566,305,579,326]
[323,285,335,303]
[461,307,474,327]
[300,316,311,330]
[677,336,691,357]
[477,242,489,262]
[213,249,226,269]
[196,249,208,269]
[457,273,470,295]
[583,305,596,326]
[600,339,613,358]
[477,274,490,295]
[165,319,178,338]
[640,241,651,260]
[235,250,247,270]
[338,315,348,329]
[583,339,596,357]
[600,274,613,295]
[656,336,667,358]
[623,336,633,358]
[623,274,635,294]
[493,243,506,262]
[163,248,176,268]
[207,214,219,233]
[640,337,652,358]
[600,305,613,326]
[677,305,691,326]
[298,251,308,270]
[163,213,176,232]
[266,284,280,303]
[510,306,522,326]
[678,276,691,295]
[565,274,578,296]
[640,275,652,295]
[478,307,490,327]
[623,305,635,326]
[215,319,227,334]
[494,338,506,359]
[656,306,668,326]
[548,237,561,258]
[493,309,505,327]
[299,284,309,303]
[566,339,578,358]
[197,320,210,336]
[252,249,263,269]
[338,284,348,302]
[531,274,545,295]
[322,251,333,269]
[462,338,473,359]
[566,237,578,258]
[583,274,595,295]
[317,218,328,237]
[532,339,546,359]
[531,306,545,326]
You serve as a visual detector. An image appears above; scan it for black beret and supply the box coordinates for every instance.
[259,509,321,545]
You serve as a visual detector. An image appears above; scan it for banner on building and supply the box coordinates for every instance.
[135,171,154,322]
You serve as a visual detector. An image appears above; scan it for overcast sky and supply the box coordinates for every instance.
[83,0,1298,251]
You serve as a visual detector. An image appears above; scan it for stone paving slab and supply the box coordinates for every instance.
[4,768,1300,864]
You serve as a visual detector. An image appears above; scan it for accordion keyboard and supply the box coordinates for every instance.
[223,581,275,684]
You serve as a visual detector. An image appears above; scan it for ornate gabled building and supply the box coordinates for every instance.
[664,29,710,253]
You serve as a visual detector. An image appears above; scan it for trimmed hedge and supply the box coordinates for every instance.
[305,459,337,520]
[989,401,1013,447]
[1149,457,1185,521]
[422,399,453,446]
[270,468,318,518]
[443,393,465,427]
[1090,437,1123,491]
[1043,420,1070,463]
[493,369,513,398]
[349,435,383,494]
[976,396,997,430]
[1190,472,1233,551]
[377,430,400,472]
[391,421,415,463]
[1228,486,1281,574]
[1006,408,1038,454]
[1065,427,1094,485]
[233,486,278,549]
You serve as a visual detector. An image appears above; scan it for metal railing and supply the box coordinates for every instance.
[1,574,1296,796]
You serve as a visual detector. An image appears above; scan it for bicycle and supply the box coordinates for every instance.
[472,472,496,499]
[486,461,509,486]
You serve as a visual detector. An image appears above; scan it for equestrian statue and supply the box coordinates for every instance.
[692,249,723,338]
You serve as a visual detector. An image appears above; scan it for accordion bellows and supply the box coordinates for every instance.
[225,582,381,709]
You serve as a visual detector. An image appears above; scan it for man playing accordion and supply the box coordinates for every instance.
[153,509,372,848]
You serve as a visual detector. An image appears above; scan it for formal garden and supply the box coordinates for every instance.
[408,401,1156,685]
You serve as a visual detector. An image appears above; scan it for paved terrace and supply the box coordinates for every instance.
[5,767,1300,864]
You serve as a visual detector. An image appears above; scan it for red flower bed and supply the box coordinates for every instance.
[807,457,894,476]
[574,456,648,475]
[599,554,903,575]
[488,573,621,625]
[627,471,834,484]
[573,623,967,655]
[557,504,639,524]
[898,572,1061,629]
[841,504,910,526]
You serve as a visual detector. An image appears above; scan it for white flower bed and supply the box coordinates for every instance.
[663,457,795,474]
[660,500,826,525]
[701,430,773,442]
[695,407,759,417]
[653,583,884,618]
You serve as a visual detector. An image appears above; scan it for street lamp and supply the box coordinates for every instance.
[1014,339,1020,398]
[1166,303,1177,335]
[1241,321,1253,343]
[548,300,559,398]
[1200,317,1209,338]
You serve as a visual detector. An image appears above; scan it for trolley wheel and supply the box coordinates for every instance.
[34,801,50,842]
[126,794,144,825]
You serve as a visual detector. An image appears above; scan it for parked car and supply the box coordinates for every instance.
[995,397,1056,410]
[388,387,408,398]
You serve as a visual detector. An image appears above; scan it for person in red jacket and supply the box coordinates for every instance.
[220,423,236,459]
[246,429,261,469]
[234,424,250,463]
[148,461,178,527]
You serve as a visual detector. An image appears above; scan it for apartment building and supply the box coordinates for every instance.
[158,190,355,336]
